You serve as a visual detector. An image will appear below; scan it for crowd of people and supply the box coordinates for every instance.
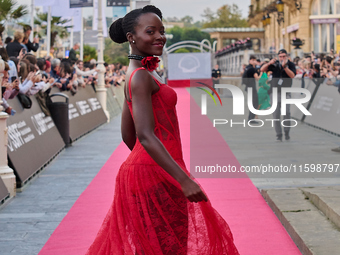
[1,29,127,117]
[239,48,340,151]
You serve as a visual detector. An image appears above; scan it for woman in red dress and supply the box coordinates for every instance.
[86,5,239,255]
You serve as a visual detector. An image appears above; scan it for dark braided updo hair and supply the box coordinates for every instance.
[109,5,162,44]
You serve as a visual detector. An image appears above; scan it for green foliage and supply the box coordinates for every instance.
[103,37,129,64]
[174,48,190,53]
[202,4,248,28]
[34,12,71,47]
[10,4,27,19]
[83,44,97,62]
[0,0,28,37]
[166,26,211,50]
[165,15,203,29]
[114,56,129,66]
[0,0,28,20]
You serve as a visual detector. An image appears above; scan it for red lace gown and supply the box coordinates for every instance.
[85,67,240,255]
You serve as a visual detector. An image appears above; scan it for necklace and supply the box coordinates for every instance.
[128,54,145,61]
[128,54,160,72]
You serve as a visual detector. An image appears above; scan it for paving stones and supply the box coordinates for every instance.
[0,114,122,254]
[262,188,340,255]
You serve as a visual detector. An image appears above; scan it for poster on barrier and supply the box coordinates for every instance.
[304,84,340,134]
[6,96,65,186]
[50,86,108,141]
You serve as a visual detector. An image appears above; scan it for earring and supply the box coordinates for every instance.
[132,40,135,44]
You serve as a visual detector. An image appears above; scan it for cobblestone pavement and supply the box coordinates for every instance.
[0,116,122,255]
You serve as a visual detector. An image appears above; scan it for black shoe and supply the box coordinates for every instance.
[285,134,290,140]
[331,147,340,153]
[276,135,282,142]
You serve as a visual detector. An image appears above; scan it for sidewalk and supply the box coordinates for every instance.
[0,115,122,255]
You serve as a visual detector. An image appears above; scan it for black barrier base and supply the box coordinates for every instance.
[7,86,107,188]
[9,146,65,189]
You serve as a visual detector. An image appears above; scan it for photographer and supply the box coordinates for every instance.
[261,49,296,142]
[23,25,39,53]
[244,55,259,123]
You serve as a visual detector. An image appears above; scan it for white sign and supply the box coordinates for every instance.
[168,53,211,80]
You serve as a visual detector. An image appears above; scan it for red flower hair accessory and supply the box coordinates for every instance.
[141,56,160,72]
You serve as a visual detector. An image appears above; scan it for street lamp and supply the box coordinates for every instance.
[266,13,271,25]
[276,0,284,25]
[262,15,267,27]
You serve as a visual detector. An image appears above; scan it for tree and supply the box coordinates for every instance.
[174,48,190,53]
[181,16,194,24]
[103,37,129,65]
[165,17,179,22]
[34,12,71,47]
[166,26,211,50]
[83,44,97,62]
[0,0,28,37]
[202,4,248,28]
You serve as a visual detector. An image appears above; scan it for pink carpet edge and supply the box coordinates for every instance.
[38,87,301,255]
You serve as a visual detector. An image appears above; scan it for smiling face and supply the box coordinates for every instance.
[127,12,166,57]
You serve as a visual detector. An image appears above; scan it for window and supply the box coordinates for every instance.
[336,0,340,14]
[321,24,328,52]
[312,0,319,15]
[313,24,319,52]
[330,23,335,51]
[321,0,334,15]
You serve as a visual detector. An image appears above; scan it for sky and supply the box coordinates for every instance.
[149,0,250,21]
[16,0,250,22]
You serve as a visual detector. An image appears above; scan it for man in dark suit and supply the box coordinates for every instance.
[211,64,221,95]
[23,25,39,53]
[261,49,296,141]
[6,31,24,57]
[245,55,259,123]
[69,43,80,63]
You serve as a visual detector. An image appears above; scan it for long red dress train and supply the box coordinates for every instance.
[85,67,240,255]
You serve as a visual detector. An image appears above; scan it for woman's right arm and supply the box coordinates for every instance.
[130,70,208,203]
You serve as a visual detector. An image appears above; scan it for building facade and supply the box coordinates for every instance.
[248,0,340,54]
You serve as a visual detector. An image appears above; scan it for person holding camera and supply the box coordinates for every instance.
[261,49,296,141]
[23,25,39,53]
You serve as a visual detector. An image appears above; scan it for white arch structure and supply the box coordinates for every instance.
[161,40,217,81]
[164,40,214,54]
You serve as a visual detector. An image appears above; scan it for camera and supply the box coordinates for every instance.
[272,60,281,68]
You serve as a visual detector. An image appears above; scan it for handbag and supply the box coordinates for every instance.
[17,93,32,109]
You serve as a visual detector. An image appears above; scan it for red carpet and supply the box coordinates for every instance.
[39,88,301,255]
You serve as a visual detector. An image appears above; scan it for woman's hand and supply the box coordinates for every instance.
[179,177,208,203]
[27,72,34,81]
[12,79,19,90]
